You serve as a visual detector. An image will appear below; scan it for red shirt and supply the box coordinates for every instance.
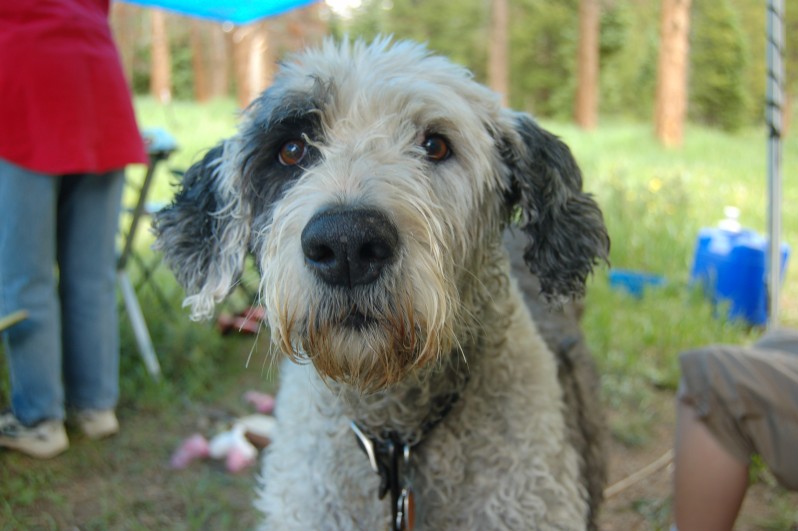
[0,0,147,175]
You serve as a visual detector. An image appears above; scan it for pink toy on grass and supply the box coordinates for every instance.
[169,433,210,469]
[169,415,275,473]
[209,424,258,473]
[243,390,276,414]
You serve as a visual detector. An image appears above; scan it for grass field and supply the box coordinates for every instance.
[1,97,797,528]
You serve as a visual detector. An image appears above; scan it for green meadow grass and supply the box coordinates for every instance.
[561,121,797,396]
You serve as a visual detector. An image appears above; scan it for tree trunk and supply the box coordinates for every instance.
[190,19,210,102]
[231,22,273,109]
[654,0,692,147]
[574,0,600,129]
[150,9,172,104]
[248,22,272,103]
[110,3,137,85]
[231,24,255,108]
[208,24,230,99]
[488,0,509,106]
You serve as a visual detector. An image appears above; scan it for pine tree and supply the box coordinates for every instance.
[689,0,750,132]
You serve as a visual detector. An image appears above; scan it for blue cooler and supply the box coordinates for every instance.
[690,209,790,326]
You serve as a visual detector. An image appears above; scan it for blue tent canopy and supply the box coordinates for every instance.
[119,0,320,25]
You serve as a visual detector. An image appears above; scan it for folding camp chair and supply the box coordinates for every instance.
[117,128,178,380]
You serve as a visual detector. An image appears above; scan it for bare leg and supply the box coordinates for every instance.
[672,400,749,531]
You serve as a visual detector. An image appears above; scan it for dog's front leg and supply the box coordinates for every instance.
[256,362,390,530]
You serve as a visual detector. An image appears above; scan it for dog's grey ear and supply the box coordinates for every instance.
[153,142,250,320]
[501,112,609,301]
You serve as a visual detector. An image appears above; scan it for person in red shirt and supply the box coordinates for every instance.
[0,0,147,458]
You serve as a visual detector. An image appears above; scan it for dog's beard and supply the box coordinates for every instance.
[272,291,451,393]
[259,206,459,392]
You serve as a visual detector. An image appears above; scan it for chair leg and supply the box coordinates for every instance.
[118,270,161,380]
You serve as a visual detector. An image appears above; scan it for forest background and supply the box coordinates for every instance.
[112,0,798,135]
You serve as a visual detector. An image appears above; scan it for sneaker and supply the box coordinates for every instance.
[0,410,69,459]
[74,409,119,440]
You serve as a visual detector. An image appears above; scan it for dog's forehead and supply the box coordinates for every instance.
[234,39,510,214]
[271,40,502,133]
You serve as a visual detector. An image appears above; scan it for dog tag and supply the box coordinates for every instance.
[396,487,415,530]
[394,443,414,530]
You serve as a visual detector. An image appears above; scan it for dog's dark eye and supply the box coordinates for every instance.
[278,139,307,166]
[422,134,451,162]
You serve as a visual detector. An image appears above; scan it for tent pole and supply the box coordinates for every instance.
[766,0,784,330]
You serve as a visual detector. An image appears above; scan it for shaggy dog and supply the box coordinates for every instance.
[155,38,609,530]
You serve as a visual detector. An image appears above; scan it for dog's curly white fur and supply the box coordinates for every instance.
[155,38,609,530]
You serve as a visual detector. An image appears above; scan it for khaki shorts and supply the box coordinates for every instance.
[678,328,798,490]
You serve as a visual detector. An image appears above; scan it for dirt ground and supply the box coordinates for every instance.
[169,388,754,531]
[4,385,797,529]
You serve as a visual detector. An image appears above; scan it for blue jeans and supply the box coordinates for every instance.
[0,158,124,425]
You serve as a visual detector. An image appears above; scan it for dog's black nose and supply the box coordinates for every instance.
[301,208,399,288]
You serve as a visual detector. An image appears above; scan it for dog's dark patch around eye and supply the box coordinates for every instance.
[238,108,324,217]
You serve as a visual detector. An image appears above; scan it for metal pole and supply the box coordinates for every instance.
[118,271,162,380]
[766,0,784,329]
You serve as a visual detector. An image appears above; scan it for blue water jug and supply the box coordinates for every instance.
[690,208,790,326]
